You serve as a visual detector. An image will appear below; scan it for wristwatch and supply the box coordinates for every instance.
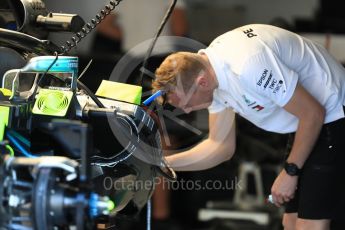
[284,162,301,176]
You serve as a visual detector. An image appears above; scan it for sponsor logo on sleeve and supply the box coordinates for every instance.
[242,95,256,106]
[252,104,265,111]
[263,71,273,89]
[269,78,277,90]
[256,69,268,86]
[273,80,284,94]
[242,95,265,112]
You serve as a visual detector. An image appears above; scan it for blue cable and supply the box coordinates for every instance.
[143,90,163,106]
[6,133,37,158]
[7,129,30,147]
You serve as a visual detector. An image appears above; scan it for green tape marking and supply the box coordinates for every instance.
[0,106,9,141]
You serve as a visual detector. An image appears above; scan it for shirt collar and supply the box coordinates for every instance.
[198,48,228,91]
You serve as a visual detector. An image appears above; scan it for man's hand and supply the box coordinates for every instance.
[271,170,298,207]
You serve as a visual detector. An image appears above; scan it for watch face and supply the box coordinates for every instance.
[288,165,298,174]
[285,163,300,176]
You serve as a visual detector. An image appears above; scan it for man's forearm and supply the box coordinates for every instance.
[282,83,326,169]
[286,110,325,168]
[165,138,235,171]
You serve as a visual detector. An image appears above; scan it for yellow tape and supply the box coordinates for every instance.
[96,80,142,105]
[0,88,12,97]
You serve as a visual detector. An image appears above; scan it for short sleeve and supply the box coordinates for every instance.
[208,93,226,114]
[240,49,298,107]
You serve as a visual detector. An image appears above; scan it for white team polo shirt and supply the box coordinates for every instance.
[201,24,345,134]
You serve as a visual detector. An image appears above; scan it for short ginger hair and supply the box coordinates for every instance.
[152,52,207,103]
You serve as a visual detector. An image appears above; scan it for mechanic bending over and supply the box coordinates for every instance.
[152,24,345,230]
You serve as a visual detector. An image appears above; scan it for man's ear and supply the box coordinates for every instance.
[196,74,209,89]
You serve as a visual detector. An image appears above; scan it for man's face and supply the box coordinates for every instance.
[166,81,213,113]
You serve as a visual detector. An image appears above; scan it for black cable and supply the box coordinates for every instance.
[139,0,177,87]
[77,80,105,108]
[75,58,105,108]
